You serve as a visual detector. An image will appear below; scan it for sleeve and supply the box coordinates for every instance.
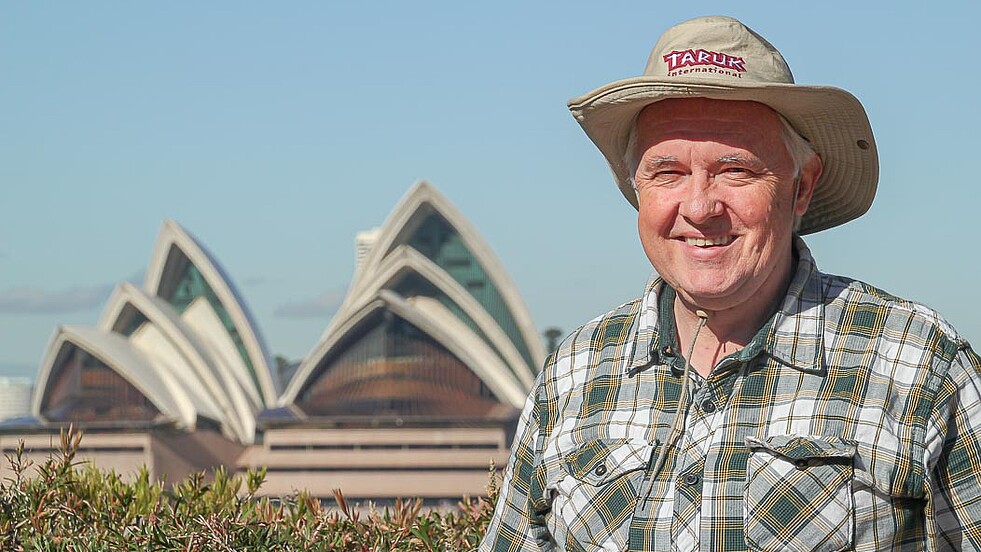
[925,342,981,549]
[479,369,556,552]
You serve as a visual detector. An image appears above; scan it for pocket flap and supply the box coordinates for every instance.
[744,435,856,551]
[564,438,653,486]
[746,434,856,460]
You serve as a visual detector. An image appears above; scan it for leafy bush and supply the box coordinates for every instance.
[0,427,498,551]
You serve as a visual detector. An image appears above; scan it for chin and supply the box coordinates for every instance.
[675,283,747,310]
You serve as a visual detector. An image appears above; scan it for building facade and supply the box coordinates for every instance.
[0,377,32,422]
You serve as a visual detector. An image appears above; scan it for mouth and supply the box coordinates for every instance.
[684,236,734,247]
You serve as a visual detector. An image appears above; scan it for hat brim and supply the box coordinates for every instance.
[568,77,878,235]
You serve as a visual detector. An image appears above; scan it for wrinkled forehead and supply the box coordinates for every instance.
[632,98,792,160]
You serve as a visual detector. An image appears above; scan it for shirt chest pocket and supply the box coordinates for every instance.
[543,438,654,552]
[744,435,856,552]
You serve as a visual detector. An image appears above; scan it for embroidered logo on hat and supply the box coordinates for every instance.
[663,49,746,73]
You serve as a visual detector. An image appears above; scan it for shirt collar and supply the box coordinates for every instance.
[625,274,666,373]
[625,236,826,375]
[767,236,826,374]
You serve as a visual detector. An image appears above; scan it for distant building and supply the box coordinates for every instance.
[0,181,542,504]
[0,377,32,421]
[354,227,381,270]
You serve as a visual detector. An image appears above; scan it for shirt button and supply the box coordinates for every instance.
[683,473,699,486]
[595,463,607,476]
[701,399,716,413]
[661,346,674,357]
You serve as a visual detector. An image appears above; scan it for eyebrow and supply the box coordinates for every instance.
[642,155,679,169]
[717,154,760,165]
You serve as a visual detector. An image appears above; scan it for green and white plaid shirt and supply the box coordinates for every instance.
[481,238,981,551]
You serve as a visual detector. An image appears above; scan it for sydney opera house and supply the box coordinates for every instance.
[0,182,544,504]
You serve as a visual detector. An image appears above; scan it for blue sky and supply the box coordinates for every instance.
[2,2,979,380]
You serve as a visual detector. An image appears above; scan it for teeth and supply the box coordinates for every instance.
[686,236,733,247]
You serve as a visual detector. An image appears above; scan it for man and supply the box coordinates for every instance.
[481,15,981,551]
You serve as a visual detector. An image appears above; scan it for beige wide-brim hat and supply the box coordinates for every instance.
[568,15,878,235]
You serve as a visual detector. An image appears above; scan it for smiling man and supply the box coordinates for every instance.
[481,15,981,552]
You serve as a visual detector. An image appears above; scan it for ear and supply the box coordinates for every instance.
[793,152,823,217]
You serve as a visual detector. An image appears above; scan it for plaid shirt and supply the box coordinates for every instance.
[481,238,981,551]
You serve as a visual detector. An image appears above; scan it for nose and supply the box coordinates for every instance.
[678,177,724,223]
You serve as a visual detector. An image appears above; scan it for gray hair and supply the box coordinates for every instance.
[623,111,818,231]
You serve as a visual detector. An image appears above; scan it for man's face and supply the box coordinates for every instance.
[633,98,819,313]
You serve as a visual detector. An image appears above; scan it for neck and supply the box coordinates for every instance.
[672,250,796,377]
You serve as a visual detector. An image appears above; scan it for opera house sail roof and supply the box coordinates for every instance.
[14,181,544,499]
[280,181,544,419]
[30,220,275,444]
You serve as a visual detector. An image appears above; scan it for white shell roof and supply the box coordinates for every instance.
[144,220,278,406]
[97,282,256,442]
[32,326,192,429]
[29,183,544,440]
[31,221,273,444]
[281,181,544,408]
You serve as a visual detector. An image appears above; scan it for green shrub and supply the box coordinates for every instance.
[0,427,498,551]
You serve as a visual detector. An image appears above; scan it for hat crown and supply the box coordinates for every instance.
[644,16,795,85]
